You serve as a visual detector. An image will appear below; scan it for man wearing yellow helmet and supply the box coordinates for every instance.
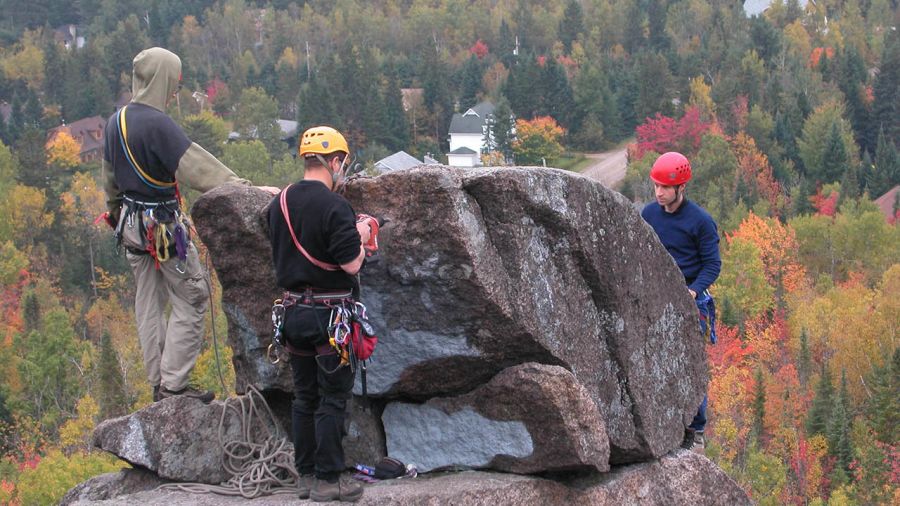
[266,126,370,502]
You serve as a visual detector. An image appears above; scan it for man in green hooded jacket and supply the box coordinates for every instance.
[101,47,249,403]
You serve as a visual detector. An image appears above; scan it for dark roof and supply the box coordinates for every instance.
[449,146,477,155]
[448,101,495,134]
[375,151,422,172]
[48,116,106,155]
[874,185,900,221]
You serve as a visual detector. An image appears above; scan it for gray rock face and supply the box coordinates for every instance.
[383,363,609,473]
[91,397,245,483]
[66,451,750,505]
[193,167,706,463]
[191,184,289,395]
[60,468,167,505]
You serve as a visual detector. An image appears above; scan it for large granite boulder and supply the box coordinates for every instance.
[383,363,609,473]
[60,468,168,506]
[92,396,281,484]
[65,451,751,505]
[192,166,707,463]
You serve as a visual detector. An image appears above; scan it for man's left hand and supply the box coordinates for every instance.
[688,289,697,299]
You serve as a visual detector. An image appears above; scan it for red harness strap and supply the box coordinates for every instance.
[279,184,341,271]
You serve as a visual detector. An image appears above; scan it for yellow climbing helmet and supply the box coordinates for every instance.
[298,126,349,158]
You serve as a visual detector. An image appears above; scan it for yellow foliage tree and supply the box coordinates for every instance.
[58,395,99,451]
[46,131,82,168]
[0,185,54,249]
[13,448,124,505]
[688,76,716,122]
[787,265,900,403]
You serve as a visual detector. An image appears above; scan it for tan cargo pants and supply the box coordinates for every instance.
[120,207,209,392]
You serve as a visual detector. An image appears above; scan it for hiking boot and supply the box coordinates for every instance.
[159,386,215,404]
[691,432,706,453]
[681,429,705,452]
[310,477,363,503]
[152,385,161,402]
[297,474,315,500]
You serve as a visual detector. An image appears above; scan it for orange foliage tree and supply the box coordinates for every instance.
[730,212,807,305]
[511,116,565,165]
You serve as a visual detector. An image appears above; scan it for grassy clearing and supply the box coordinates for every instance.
[548,153,592,172]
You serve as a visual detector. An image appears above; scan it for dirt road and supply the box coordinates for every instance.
[581,148,628,189]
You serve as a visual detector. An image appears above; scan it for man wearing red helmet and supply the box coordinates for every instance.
[641,151,721,452]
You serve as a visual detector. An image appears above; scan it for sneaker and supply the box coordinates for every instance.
[298,474,315,500]
[152,385,161,402]
[158,386,215,404]
[310,477,363,503]
[681,429,696,450]
[692,432,706,453]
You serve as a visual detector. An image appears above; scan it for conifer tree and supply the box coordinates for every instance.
[866,347,899,445]
[22,291,41,334]
[490,98,515,162]
[752,367,767,443]
[798,328,811,385]
[380,66,410,153]
[97,331,126,419]
[869,126,900,197]
[826,369,854,474]
[557,0,584,53]
[872,28,899,147]
[459,55,482,111]
[818,121,849,184]
[806,363,834,436]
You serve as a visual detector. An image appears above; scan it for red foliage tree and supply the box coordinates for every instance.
[469,39,489,59]
[810,187,839,217]
[634,106,712,159]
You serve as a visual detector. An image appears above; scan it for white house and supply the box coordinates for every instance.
[447,101,495,167]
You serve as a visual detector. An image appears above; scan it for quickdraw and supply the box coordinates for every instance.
[267,299,288,365]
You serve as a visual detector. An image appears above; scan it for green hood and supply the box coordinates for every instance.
[131,47,181,111]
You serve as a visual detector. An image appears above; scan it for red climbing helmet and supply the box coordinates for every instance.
[650,152,692,186]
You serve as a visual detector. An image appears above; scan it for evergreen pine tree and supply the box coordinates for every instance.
[798,328,811,386]
[22,292,41,334]
[838,46,872,155]
[826,369,854,474]
[806,363,834,436]
[838,160,862,205]
[459,55,483,111]
[818,121,849,184]
[646,0,670,52]
[752,367,767,443]
[541,60,574,128]
[557,0,584,53]
[98,331,127,419]
[623,1,645,54]
[380,65,410,153]
[865,347,899,445]
[872,28,899,147]
[490,98,515,162]
[869,126,900,197]
[496,19,516,66]
[43,39,65,107]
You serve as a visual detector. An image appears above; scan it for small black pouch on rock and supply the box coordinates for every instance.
[374,457,406,479]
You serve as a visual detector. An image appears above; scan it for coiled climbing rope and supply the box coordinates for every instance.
[156,385,300,498]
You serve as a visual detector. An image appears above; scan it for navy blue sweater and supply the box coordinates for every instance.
[641,199,721,295]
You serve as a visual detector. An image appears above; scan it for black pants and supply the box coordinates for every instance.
[285,306,354,481]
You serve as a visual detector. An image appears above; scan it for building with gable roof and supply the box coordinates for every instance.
[447,101,495,167]
[46,116,106,163]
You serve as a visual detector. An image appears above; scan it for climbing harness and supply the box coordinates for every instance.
[156,385,301,498]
